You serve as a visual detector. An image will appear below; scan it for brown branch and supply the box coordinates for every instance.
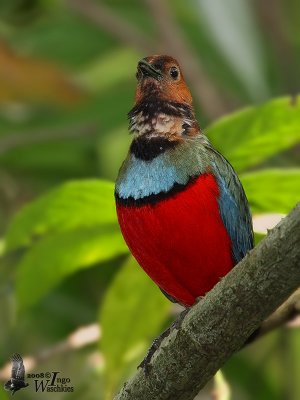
[115,203,300,400]
[0,123,98,155]
[0,205,299,396]
[0,289,297,383]
[143,0,230,118]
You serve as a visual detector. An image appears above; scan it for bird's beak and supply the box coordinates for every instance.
[137,59,162,80]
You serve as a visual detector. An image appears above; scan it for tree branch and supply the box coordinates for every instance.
[115,203,300,400]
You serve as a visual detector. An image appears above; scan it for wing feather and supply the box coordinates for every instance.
[210,148,254,263]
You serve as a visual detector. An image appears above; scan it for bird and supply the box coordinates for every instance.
[4,353,29,395]
[115,55,253,309]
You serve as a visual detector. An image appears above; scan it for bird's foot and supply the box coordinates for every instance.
[138,307,190,375]
[173,307,190,329]
[138,326,171,375]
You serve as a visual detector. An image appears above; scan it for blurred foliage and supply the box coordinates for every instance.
[0,41,84,105]
[100,257,170,399]
[0,1,299,399]
[207,97,300,172]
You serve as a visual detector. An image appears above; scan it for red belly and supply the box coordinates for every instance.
[116,174,234,306]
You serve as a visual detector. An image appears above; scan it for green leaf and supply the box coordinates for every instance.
[16,225,128,311]
[206,97,300,172]
[5,179,116,251]
[100,257,171,398]
[241,169,300,213]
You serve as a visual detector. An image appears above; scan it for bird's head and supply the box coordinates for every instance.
[129,55,199,143]
[134,55,192,105]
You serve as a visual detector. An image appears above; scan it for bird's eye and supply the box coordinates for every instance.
[169,66,179,80]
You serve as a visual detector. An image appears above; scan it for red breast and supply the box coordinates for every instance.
[116,173,234,306]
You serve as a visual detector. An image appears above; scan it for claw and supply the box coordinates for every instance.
[138,308,190,374]
[138,328,171,374]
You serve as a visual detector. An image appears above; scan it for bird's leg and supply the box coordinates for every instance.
[138,307,190,374]
[138,326,172,374]
[173,307,190,329]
